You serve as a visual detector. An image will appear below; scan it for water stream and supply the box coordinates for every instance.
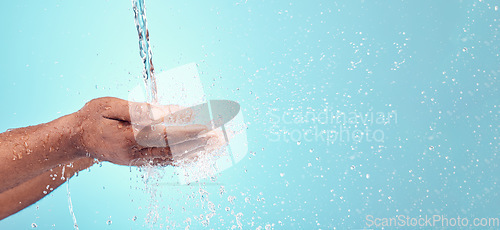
[132,0,158,104]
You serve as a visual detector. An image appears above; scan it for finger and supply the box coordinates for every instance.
[128,156,173,167]
[172,145,207,163]
[115,101,167,126]
[192,129,226,149]
[174,131,228,163]
[156,105,194,124]
[134,123,207,147]
[127,145,172,166]
[135,124,168,147]
[132,136,207,166]
[150,157,174,166]
[138,146,172,159]
[161,104,183,114]
[129,103,160,125]
[165,124,208,145]
[170,136,211,157]
[148,105,186,123]
[138,104,193,125]
[99,98,151,123]
[130,104,194,126]
[94,97,195,126]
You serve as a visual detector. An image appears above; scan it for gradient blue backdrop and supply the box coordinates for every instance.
[0,0,498,229]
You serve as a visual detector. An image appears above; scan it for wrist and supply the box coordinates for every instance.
[47,112,85,160]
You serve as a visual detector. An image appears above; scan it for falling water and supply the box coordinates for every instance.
[133,0,158,104]
[67,181,79,230]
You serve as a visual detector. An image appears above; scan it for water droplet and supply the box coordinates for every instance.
[429,146,434,150]
[280,173,285,177]
[366,174,370,179]
[132,216,137,221]
[208,201,216,213]
[350,165,355,170]
[296,141,301,145]
[225,207,230,211]
[106,219,112,225]
[462,47,468,52]
[309,148,314,153]
[228,195,236,203]
[31,223,37,228]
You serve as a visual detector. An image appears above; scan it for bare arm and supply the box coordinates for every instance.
[0,158,96,220]
[0,113,83,194]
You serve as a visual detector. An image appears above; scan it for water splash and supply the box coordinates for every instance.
[132,0,158,104]
[67,181,79,230]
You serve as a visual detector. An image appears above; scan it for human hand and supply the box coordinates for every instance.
[73,97,214,166]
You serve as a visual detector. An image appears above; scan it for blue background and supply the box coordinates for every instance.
[0,0,498,229]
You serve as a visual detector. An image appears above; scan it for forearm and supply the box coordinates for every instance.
[0,113,83,193]
[0,157,96,220]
